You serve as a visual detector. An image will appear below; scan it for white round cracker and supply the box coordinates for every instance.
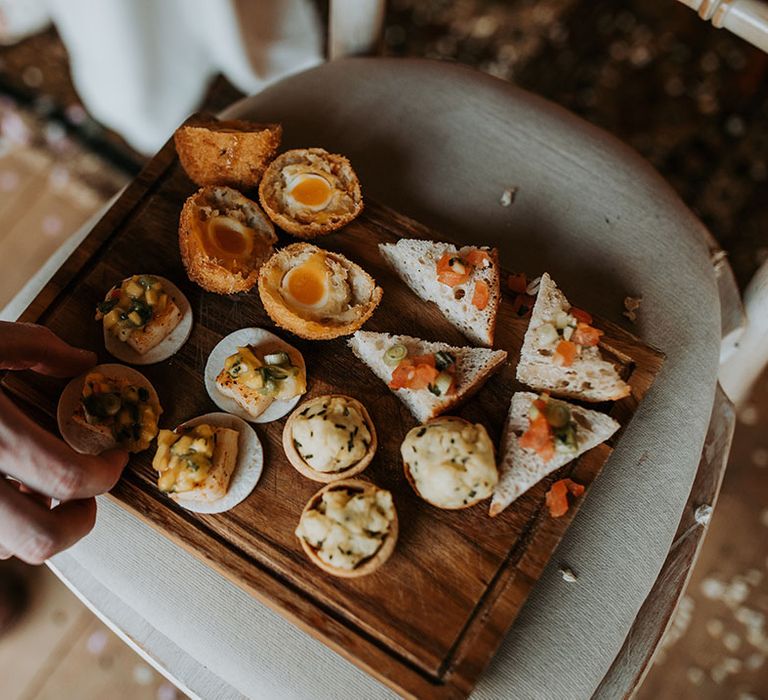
[169,412,263,514]
[57,363,160,455]
[204,327,306,423]
[102,275,193,365]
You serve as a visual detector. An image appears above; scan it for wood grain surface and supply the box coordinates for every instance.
[0,135,664,699]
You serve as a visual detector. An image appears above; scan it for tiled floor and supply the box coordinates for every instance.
[0,563,180,700]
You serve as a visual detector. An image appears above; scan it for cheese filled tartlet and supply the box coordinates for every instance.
[258,243,383,340]
[152,412,263,514]
[96,274,192,365]
[258,148,363,238]
[283,395,377,482]
[57,364,161,455]
[295,479,397,578]
[179,186,277,294]
[401,417,498,510]
[205,327,307,423]
[174,115,282,189]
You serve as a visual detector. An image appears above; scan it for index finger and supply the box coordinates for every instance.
[0,392,128,500]
[0,322,96,377]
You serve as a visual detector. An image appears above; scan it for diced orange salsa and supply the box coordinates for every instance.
[554,339,578,366]
[519,400,555,462]
[389,355,441,391]
[511,292,535,318]
[465,249,491,268]
[436,253,470,286]
[545,478,585,517]
[572,322,603,347]
[507,272,528,294]
[570,307,593,325]
[472,280,489,310]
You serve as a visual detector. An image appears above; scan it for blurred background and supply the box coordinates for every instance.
[0,1,766,698]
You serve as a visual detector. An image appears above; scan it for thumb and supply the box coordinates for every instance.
[0,322,96,377]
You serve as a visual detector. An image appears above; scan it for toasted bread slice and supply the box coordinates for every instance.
[125,297,182,355]
[489,392,619,516]
[258,148,363,238]
[516,273,631,401]
[171,427,240,504]
[379,239,500,346]
[214,368,273,419]
[179,186,277,294]
[348,331,507,423]
[174,115,281,189]
[258,243,383,340]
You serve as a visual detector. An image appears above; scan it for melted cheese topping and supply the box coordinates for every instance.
[401,418,497,508]
[296,488,394,570]
[290,397,371,472]
[153,424,215,494]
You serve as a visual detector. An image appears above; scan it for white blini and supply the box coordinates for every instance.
[204,327,306,423]
[103,276,193,365]
[170,412,263,514]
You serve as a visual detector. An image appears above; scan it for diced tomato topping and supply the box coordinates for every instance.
[572,322,603,347]
[410,364,440,390]
[472,280,489,310]
[466,249,491,268]
[570,307,592,325]
[436,253,470,286]
[554,340,578,366]
[409,354,436,367]
[507,272,528,294]
[389,356,439,390]
[519,413,555,462]
[511,293,536,318]
[545,478,585,517]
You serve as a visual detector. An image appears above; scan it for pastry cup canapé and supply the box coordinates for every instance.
[402,416,496,510]
[282,395,377,483]
[297,479,398,578]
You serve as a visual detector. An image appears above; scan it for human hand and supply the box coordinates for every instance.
[0,322,128,564]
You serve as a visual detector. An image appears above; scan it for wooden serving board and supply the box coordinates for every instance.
[1,137,664,699]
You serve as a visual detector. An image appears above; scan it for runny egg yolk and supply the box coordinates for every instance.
[285,173,333,211]
[199,216,254,271]
[281,253,330,309]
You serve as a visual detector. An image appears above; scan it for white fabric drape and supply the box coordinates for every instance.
[43,0,323,153]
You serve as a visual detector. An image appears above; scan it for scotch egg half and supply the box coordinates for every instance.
[179,186,277,294]
[258,148,363,239]
[258,243,382,340]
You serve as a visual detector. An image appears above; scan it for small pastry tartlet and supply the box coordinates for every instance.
[152,412,264,514]
[258,148,363,238]
[258,243,383,340]
[401,416,498,510]
[205,327,307,423]
[174,115,282,189]
[283,395,377,482]
[57,364,161,455]
[179,186,277,294]
[295,479,397,578]
[96,274,192,365]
